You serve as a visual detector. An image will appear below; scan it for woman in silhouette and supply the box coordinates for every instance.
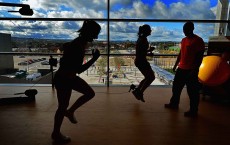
[51,20,101,143]
[131,24,155,102]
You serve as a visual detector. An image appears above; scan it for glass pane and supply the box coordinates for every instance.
[0,20,107,85]
[107,56,176,86]
[0,1,107,18]
[110,22,214,54]
[0,54,110,86]
[0,20,106,40]
[0,20,107,54]
[110,0,218,20]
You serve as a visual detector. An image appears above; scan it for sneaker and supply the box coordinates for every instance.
[140,97,145,102]
[164,103,179,109]
[139,94,145,102]
[51,132,71,144]
[129,84,136,92]
[132,89,140,100]
[132,89,145,102]
[184,111,198,118]
[65,111,78,124]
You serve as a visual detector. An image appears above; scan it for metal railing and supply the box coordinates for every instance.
[0,52,179,86]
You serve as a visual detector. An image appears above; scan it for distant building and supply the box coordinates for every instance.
[214,0,230,36]
[0,33,14,73]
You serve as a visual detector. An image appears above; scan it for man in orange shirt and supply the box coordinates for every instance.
[165,21,205,117]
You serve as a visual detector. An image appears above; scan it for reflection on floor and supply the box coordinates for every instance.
[0,86,230,145]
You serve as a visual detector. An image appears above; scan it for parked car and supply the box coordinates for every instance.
[19,55,25,58]
[28,59,35,64]
[26,73,41,81]
[18,61,28,65]
[32,59,39,62]
[112,74,118,78]
[15,70,27,78]
[37,58,43,61]
[41,60,49,65]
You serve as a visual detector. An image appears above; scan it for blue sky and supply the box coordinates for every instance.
[0,0,220,42]
[142,0,217,7]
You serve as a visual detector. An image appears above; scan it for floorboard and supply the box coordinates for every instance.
[0,86,229,145]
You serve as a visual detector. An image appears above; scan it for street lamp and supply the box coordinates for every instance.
[0,2,33,16]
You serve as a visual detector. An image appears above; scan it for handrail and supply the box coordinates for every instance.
[0,52,178,57]
[0,17,229,23]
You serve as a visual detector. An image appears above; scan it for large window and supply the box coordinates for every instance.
[0,0,226,86]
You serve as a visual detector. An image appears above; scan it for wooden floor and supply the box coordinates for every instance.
[0,85,230,145]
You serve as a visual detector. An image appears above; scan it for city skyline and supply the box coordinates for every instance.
[0,0,220,42]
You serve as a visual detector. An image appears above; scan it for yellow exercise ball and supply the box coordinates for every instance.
[198,55,230,86]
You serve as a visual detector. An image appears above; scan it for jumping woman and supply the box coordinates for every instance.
[130,24,155,102]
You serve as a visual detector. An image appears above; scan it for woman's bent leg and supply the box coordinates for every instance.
[139,66,155,93]
[68,76,95,113]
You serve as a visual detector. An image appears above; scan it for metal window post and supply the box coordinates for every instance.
[107,0,110,87]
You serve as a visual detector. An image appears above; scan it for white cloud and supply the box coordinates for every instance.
[0,0,217,41]
[111,0,215,19]
[21,0,107,16]
[211,5,217,17]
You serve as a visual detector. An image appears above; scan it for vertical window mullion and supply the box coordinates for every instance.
[107,0,110,87]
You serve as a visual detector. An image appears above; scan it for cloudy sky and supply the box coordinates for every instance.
[0,0,219,42]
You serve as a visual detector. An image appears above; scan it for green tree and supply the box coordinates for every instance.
[96,57,107,76]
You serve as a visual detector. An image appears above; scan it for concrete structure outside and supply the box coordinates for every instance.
[0,33,14,73]
[214,0,230,36]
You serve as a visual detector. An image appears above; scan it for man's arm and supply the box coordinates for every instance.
[195,40,205,69]
[173,51,181,72]
[195,49,205,69]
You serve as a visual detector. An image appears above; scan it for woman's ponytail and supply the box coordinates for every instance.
[138,26,143,36]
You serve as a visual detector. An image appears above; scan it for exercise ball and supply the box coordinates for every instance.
[198,55,230,86]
